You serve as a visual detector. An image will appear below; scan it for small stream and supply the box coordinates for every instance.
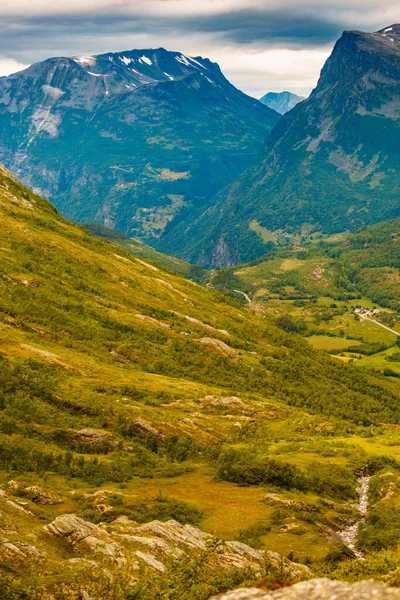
[338,475,370,559]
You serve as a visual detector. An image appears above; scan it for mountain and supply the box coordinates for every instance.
[2,165,400,595]
[0,48,279,243]
[259,91,305,114]
[161,25,400,266]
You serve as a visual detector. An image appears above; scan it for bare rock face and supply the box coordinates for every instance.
[210,578,400,600]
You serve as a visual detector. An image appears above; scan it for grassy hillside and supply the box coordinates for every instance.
[1,166,400,597]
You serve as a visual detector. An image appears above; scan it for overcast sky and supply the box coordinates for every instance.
[0,1,398,97]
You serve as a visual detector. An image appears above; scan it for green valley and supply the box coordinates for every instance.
[1,166,400,598]
[211,218,400,378]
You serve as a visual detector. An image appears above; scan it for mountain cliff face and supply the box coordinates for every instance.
[162,25,400,266]
[259,91,305,114]
[0,48,279,242]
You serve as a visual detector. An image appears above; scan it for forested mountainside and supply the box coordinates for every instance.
[1,166,400,597]
[0,48,278,245]
[161,25,400,266]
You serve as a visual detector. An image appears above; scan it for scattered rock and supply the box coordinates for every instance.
[117,534,182,558]
[181,314,230,337]
[127,519,209,551]
[0,539,44,559]
[44,514,120,557]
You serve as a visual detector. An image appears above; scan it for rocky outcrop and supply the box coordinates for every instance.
[76,429,118,451]
[134,418,165,441]
[210,578,400,599]
[264,493,319,513]
[200,338,237,358]
[135,314,171,329]
[6,481,63,505]
[44,514,120,557]
[43,514,308,579]
[199,396,245,408]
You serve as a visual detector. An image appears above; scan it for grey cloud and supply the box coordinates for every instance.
[178,9,350,47]
[0,2,393,63]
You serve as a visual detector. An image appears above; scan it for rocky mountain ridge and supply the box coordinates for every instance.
[161,24,400,266]
[0,47,279,243]
[259,92,305,115]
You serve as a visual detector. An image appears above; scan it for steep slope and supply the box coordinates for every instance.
[259,91,305,114]
[2,167,400,596]
[164,25,400,266]
[0,48,279,243]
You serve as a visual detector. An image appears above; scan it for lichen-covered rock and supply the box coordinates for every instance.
[210,578,400,599]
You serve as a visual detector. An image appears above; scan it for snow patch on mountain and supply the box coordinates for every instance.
[74,56,96,66]
[139,56,153,66]
[176,55,191,67]
[188,56,205,69]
